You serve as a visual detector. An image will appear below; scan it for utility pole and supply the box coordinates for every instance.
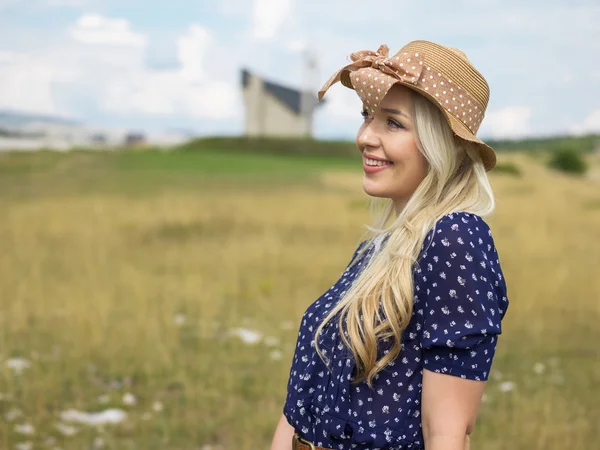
[300,46,319,138]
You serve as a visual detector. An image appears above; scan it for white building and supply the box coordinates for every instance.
[241,68,325,138]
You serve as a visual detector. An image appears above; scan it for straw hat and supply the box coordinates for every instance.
[318,40,497,172]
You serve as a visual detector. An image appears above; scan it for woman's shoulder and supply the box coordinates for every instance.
[436,210,488,228]
[426,210,490,242]
[418,210,496,263]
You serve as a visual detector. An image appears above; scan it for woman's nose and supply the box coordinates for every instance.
[357,122,381,149]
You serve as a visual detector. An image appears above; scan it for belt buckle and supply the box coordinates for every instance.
[293,431,316,450]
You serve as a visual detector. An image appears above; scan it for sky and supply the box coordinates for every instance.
[0,0,599,140]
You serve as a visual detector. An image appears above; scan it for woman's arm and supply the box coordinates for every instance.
[269,412,295,450]
[421,369,486,450]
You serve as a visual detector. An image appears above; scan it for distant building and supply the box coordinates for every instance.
[240,68,325,138]
[90,133,107,145]
[124,132,146,147]
[0,110,189,151]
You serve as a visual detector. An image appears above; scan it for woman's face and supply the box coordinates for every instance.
[356,84,429,215]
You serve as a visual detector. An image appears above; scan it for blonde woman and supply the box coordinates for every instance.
[270,40,509,450]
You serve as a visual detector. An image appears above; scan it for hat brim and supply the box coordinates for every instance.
[342,68,496,172]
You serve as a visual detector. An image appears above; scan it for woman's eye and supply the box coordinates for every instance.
[360,110,403,129]
[388,119,403,129]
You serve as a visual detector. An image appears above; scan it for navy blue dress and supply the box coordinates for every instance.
[283,211,509,449]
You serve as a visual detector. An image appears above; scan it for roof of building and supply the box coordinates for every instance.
[241,68,325,115]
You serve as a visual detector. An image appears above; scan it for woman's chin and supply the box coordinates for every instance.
[362,181,391,199]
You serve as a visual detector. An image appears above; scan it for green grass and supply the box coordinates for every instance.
[114,148,361,174]
[0,147,362,200]
[0,144,599,450]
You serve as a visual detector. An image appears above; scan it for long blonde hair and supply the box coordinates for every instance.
[313,90,496,389]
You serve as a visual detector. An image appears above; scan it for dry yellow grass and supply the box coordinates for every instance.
[0,149,599,449]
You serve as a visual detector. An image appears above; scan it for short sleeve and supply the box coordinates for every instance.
[416,212,509,381]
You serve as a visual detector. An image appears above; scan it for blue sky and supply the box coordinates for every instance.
[1,0,599,140]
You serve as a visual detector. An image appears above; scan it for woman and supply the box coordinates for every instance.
[270,40,509,450]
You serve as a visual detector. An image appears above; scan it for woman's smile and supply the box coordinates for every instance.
[363,152,394,173]
[363,156,394,173]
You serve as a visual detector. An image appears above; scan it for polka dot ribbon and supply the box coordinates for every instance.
[318,44,423,100]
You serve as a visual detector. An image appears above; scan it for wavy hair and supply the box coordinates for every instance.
[313,90,496,389]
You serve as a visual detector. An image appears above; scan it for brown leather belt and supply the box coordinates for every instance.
[292,431,333,450]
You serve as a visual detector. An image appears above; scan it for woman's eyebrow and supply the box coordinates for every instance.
[381,107,410,120]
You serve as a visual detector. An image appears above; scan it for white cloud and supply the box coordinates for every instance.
[178,25,211,83]
[313,83,364,139]
[569,110,600,135]
[478,106,533,139]
[100,24,239,120]
[102,73,238,119]
[252,0,294,41]
[69,14,147,47]
[319,85,362,124]
[0,52,71,115]
[0,17,238,123]
[287,39,307,53]
[0,51,21,65]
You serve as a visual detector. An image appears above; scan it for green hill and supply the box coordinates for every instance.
[177,133,600,158]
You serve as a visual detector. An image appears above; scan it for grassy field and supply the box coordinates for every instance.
[1,142,600,450]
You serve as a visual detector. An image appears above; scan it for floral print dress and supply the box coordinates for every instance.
[283,212,510,449]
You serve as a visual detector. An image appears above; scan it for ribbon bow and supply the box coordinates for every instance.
[318,44,424,102]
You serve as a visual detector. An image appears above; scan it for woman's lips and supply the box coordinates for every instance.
[363,160,393,173]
